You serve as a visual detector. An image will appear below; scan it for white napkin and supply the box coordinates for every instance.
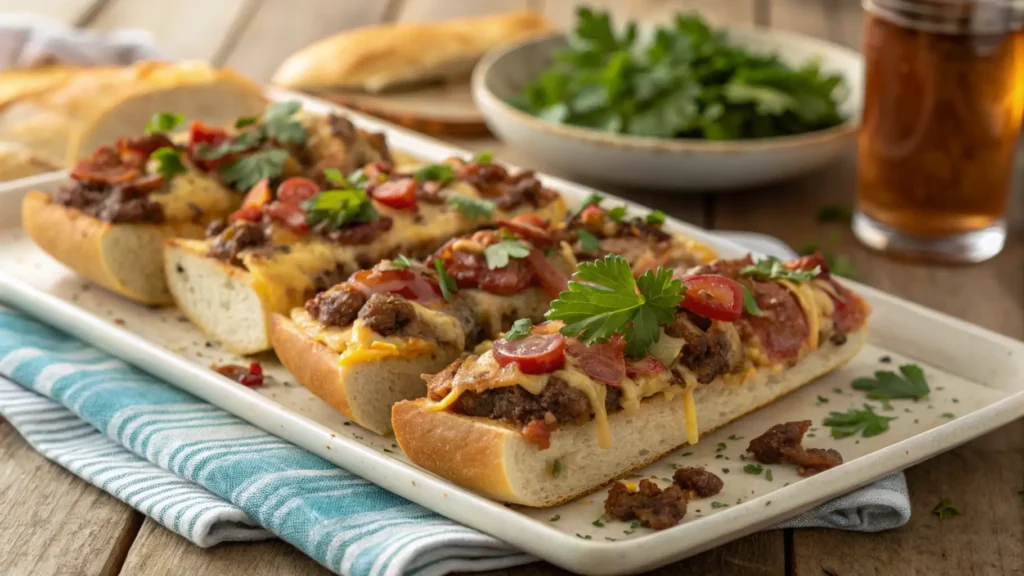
[0,13,163,69]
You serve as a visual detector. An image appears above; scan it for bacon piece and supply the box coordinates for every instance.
[521,419,552,450]
[565,336,626,386]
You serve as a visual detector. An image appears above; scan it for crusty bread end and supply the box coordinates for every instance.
[393,328,867,507]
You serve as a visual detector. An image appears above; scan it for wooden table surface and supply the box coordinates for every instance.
[2,1,1022,575]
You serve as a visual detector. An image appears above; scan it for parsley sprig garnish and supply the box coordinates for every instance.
[433,259,458,301]
[484,239,530,269]
[852,364,929,402]
[577,229,602,251]
[212,101,307,191]
[301,188,378,229]
[504,318,533,341]
[220,149,290,192]
[151,147,186,181]
[415,163,455,184]
[741,256,820,283]
[823,405,896,439]
[447,195,494,219]
[145,112,184,134]
[545,254,683,358]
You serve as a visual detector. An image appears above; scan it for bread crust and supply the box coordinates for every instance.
[271,11,552,93]
[22,190,172,305]
[0,142,56,182]
[392,328,868,507]
[270,313,357,421]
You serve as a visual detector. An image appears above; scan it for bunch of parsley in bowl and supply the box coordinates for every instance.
[471,8,863,190]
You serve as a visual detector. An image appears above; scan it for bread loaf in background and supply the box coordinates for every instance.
[271,10,553,94]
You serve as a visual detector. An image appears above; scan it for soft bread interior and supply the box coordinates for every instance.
[269,313,461,434]
[393,328,867,507]
[164,240,269,354]
[101,225,173,303]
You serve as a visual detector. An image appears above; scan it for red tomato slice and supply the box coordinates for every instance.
[265,202,308,233]
[188,121,228,145]
[787,253,829,276]
[626,356,666,378]
[229,207,264,223]
[579,204,605,227]
[240,178,272,210]
[478,259,533,295]
[497,217,553,244]
[370,178,417,209]
[566,337,626,386]
[492,333,566,375]
[521,419,552,449]
[678,274,744,322]
[349,268,440,301]
[523,248,569,298]
[277,177,320,205]
[441,250,486,288]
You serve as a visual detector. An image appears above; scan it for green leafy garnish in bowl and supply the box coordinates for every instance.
[510,8,846,140]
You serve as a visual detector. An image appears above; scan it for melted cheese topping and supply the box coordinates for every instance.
[245,242,339,317]
[151,169,237,223]
[777,279,820,352]
[683,388,698,445]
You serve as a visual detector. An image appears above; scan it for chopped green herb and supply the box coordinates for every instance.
[607,206,627,222]
[577,229,602,251]
[833,387,844,394]
[550,515,561,522]
[721,468,730,474]
[941,412,955,419]
[765,469,774,481]
[741,256,820,283]
[415,163,455,184]
[952,398,959,403]
[604,537,617,542]
[630,521,641,529]
[932,498,963,520]
[711,501,728,509]
[852,364,930,401]
[447,194,495,219]
[392,255,415,269]
[646,210,665,226]
[592,518,605,527]
[196,129,264,161]
[302,188,378,230]
[817,204,853,224]
[727,434,744,441]
[576,533,592,540]
[715,454,725,460]
[472,151,493,164]
[716,442,727,452]
[741,285,764,317]
[433,259,458,302]
[743,464,763,475]
[234,115,258,129]
[824,405,896,438]
[484,239,530,270]
[504,318,534,341]
[260,101,307,145]
[151,147,186,181]
[817,395,830,404]
[323,168,347,186]
[545,255,683,358]
[220,148,290,192]
[576,192,605,215]
[145,112,184,134]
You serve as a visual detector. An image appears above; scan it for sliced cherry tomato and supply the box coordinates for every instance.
[277,177,320,205]
[349,267,440,301]
[579,204,606,228]
[229,207,264,222]
[523,248,569,298]
[370,178,418,209]
[678,274,744,322]
[478,259,534,295]
[521,419,552,450]
[188,121,229,146]
[626,356,666,378]
[440,249,486,288]
[787,252,830,276]
[241,179,272,210]
[492,333,566,375]
[497,217,553,245]
[566,336,626,386]
[265,202,308,233]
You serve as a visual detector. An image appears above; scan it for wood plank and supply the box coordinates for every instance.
[541,0,757,30]
[396,0,532,22]
[0,0,106,26]
[767,0,864,49]
[120,519,332,576]
[0,417,142,576]
[85,0,251,62]
[711,150,1024,574]
[218,0,391,83]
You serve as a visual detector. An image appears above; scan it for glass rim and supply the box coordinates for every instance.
[864,0,1024,34]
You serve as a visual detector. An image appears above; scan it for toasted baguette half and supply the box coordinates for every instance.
[270,313,462,434]
[22,191,201,305]
[0,141,58,182]
[392,328,866,507]
[271,11,552,93]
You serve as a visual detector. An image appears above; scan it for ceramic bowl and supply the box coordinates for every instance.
[472,27,864,191]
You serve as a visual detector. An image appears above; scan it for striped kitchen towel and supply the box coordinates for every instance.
[0,310,532,576]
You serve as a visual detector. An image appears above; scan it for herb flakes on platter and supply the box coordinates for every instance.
[511,8,846,141]
[932,498,963,520]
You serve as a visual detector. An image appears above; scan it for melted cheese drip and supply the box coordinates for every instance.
[682,389,698,445]
[245,242,339,318]
[151,169,237,223]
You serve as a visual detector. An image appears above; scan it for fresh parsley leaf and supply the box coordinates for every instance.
[550,515,561,522]
[741,257,820,283]
[484,239,530,269]
[472,151,493,164]
[433,259,458,301]
[504,318,533,341]
[932,498,963,520]
[302,188,378,229]
[743,464,763,475]
[260,101,306,145]
[447,195,494,219]
[591,517,604,527]
[545,255,683,358]
[823,405,896,438]
[392,255,415,269]
[219,149,290,192]
[817,204,853,224]
[711,501,728,509]
[852,364,930,402]
[150,147,186,181]
[415,163,455,184]
[196,129,263,161]
[741,285,763,317]
[145,112,184,134]
[234,115,258,129]
[323,168,347,187]
[606,206,627,222]
[576,192,605,215]
[577,229,602,251]
[646,210,665,226]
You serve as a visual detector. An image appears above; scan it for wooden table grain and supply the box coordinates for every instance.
[1,1,1021,575]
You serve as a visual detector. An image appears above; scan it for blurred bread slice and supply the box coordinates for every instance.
[272,10,552,93]
[0,61,268,168]
[0,141,57,182]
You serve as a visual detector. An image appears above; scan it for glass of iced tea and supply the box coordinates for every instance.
[854,0,1024,263]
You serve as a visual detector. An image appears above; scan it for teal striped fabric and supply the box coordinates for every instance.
[0,310,534,575]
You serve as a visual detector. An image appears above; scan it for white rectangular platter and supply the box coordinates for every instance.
[1,90,1023,574]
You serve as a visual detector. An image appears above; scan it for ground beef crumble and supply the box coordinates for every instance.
[452,377,623,427]
[672,467,724,498]
[604,480,688,530]
[305,286,366,327]
[357,293,416,336]
[747,420,843,476]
